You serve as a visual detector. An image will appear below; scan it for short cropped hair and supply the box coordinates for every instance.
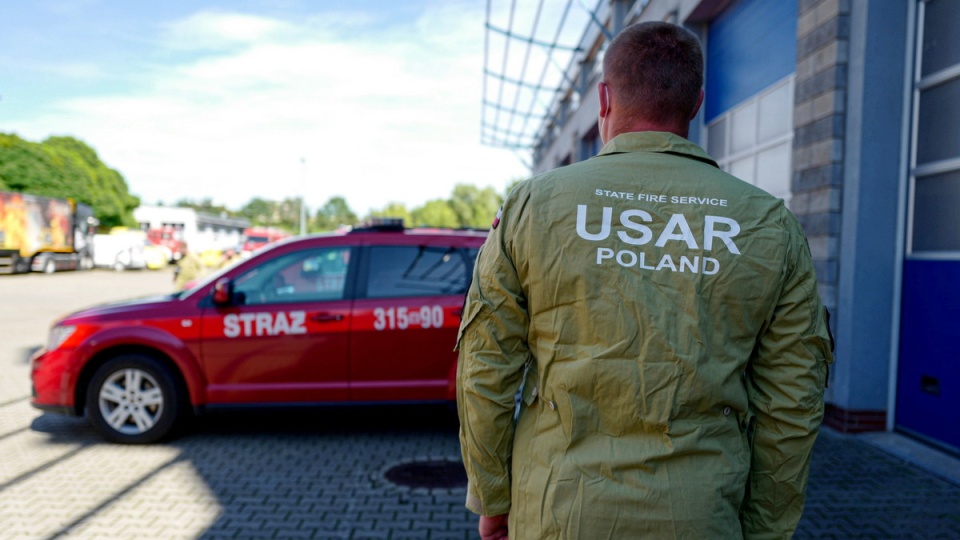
[602,21,704,124]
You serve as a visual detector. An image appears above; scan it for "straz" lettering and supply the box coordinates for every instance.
[223,311,307,338]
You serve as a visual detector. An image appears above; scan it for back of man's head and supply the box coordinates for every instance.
[603,21,704,127]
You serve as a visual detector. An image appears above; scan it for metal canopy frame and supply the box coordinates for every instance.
[481,0,614,166]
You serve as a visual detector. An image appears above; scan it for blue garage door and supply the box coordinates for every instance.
[705,0,797,122]
[704,0,797,206]
[897,0,960,453]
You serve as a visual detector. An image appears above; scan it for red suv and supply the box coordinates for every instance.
[31,222,486,443]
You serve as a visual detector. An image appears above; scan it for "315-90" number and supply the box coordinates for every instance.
[373,305,444,330]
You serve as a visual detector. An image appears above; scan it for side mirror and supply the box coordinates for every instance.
[213,277,233,306]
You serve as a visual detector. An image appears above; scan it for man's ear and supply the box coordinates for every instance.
[598,81,610,118]
[690,88,704,120]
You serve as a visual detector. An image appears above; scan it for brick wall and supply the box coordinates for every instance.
[794,0,888,432]
[792,0,850,316]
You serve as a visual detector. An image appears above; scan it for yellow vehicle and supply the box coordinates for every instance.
[143,245,168,269]
[0,191,97,274]
[199,248,223,268]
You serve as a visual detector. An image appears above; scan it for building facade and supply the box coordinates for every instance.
[494,0,958,454]
[133,205,249,254]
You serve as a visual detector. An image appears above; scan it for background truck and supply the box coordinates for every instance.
[0,191,97,274]
[92,228,151,271]
[146,225,186,263]
[242,226,290,255]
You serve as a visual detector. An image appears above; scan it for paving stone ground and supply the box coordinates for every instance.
[1,270,958,539]
[798,430,960,539]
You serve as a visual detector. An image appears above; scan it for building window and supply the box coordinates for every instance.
[908,0,960,256]
[579,127,601,162]
[705,76,794,204]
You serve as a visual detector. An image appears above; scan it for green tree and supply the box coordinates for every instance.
[0,133,139,228]
[367,202,412,226]
[276,196,303,233]
[239,197,277,226]
[0,133,65,194]
[237,197,302,232]
[449,183,502,228]
[175,197,236,217]
[410,199,460,228]
[504,177,525,197]
[313,196,358,231]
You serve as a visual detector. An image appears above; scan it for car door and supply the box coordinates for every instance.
[349,242,476,402]
[200,245,354,404]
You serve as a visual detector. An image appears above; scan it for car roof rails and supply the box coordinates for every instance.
[349,217,405,233]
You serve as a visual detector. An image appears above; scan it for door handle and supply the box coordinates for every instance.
[311,313,344,322]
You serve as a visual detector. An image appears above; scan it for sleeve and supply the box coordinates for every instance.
[456,191,532,517]
[741,212,835,539]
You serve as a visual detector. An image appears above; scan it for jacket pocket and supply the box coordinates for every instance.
[454,298,484,351]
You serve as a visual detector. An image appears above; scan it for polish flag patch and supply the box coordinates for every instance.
[492,206,503,229]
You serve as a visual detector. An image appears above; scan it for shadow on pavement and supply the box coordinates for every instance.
[32,404,475,539]
[186,403,460,437]
[23,407,960,539]
[181,404,472,539]
[17,345,42,365]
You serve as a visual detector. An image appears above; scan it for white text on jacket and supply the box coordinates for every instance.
[576,204,741,274]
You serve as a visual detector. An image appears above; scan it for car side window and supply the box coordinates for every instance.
[365,245,471,298]
[233,247,350,305]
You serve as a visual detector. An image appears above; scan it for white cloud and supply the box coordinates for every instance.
[10,4,529,216]
[162,11,295,50]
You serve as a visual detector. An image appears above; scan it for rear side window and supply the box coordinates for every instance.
[364,245,473,298]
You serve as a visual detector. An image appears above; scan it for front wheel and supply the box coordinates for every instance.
[85,354,184,444]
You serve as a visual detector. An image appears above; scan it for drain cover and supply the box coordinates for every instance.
[384,460,467,489]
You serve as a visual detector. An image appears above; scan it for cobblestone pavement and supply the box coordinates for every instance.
[798,431,960,539]
[2,270,959,539]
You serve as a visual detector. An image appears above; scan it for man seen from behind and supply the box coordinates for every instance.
[457,21,834,539]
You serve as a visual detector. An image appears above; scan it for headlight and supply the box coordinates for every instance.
[48,325,77,351]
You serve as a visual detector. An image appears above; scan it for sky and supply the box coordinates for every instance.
[0,0,537,216]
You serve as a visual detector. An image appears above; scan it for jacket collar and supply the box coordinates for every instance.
[596,131,719,168]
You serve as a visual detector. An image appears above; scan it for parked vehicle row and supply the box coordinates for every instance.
[93,228,169,271]
[2,191,295,275]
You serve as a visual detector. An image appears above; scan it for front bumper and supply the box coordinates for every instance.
[30,347,80,415]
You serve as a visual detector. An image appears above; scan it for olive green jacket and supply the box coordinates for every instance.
[457,132,834,539]
[174,252,204,290]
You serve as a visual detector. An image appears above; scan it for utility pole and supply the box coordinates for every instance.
[299,157,307,235]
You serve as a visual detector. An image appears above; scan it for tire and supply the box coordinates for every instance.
[85,354,184,444]
[12,254,28,274]
[43,258,56,274]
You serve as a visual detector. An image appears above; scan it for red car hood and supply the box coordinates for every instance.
[57,293,187,325]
